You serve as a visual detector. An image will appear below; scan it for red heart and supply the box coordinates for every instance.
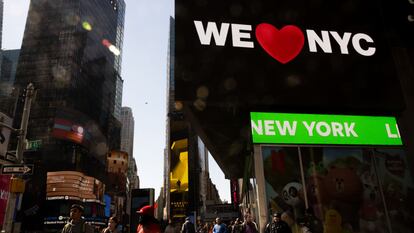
[255,23,305,64]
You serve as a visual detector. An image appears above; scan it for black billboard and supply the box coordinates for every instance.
[130,189,154,233]
[175,0,405,113]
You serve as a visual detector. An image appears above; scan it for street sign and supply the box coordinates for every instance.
[1,164,34,175]
[0,113,13,157]
[26,140,42,150]
[251,112,403,146]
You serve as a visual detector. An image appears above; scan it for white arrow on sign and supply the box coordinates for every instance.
[2,165,33,174]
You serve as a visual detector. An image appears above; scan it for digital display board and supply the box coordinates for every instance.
[251,112,403,146]
[175,0,405,112]
[130,188,154,233]
[46,171,105,204]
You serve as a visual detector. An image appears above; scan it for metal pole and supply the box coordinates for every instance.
[297,147,309,209]
[2,83,35,233]
[16,83,35,163]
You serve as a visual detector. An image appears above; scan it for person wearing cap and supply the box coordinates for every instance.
[180,217,195,233]
[264,213,292,233]
[213,217,227,233]
[61,204,94,233]
[136,205,161,233]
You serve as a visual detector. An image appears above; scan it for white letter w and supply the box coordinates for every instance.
[194,21,229,46]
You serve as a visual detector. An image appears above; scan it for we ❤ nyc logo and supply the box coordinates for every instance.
[193,21,376,64]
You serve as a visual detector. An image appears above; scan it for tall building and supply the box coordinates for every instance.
[0,50,19,83]
[164,17,224,222]
[120,106,139,222]
[114,75,123,120]
[120,106,139,187]
[0,0,3,49]
[121,107,134,158]
[0,49,20,117]
[11,0,125,231]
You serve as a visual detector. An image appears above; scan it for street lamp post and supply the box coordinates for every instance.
[2,83,36,233]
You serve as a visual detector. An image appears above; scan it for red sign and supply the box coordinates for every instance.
[0,175,11,226]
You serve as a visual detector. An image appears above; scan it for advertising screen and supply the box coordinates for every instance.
[175,0,405,112]
[46,171,105,204]
[130,189,154,233]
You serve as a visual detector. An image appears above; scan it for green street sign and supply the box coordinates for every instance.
[250,112,403,146]
[26,140,42,150]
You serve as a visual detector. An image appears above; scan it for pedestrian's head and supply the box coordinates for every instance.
[273,213,282,223]
[215,217,221,224]
[70,204,84,221]
[137,205,154,217]
[137,205,154,224]
[108,216,118,230]
[244,213,253,223]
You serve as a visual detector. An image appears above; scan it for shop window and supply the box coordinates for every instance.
[261,146,414,233]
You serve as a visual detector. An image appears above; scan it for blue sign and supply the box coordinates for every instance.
[104,194,111,217]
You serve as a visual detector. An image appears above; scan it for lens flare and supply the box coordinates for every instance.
[102,39,121,56]
[82,21,92,31]
[102,39,111,47]
[109,45,121,56]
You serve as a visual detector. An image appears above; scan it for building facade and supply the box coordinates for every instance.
[0,49,20,117]
[10,0,125,231]
[121,107,134,159]
[0,0,3,49]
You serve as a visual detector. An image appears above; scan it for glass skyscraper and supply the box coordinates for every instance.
[12,0,125,231]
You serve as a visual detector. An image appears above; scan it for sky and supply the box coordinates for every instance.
[2,0,230,201]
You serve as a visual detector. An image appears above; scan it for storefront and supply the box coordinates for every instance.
[252,112,413,233]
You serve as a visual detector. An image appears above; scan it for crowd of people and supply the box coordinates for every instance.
[60,204,318,233]
[174,215,259,233]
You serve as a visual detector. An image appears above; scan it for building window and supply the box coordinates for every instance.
[114,160,117,164]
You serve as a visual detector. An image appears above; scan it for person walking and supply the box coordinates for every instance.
[231,218,243,233]
[181,217,196,233]
[102,216,119,233]
[213,217,227,233]
[241,214,258,233]
[61,204,94,233]
[265,213,292,233]
[136,205,161,233]
[164,219,176,233]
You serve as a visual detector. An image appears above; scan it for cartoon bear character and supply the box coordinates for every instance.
[324,165,362,230]
[324,165,362,203]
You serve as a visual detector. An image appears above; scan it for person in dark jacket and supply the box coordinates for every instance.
[231,218,243,233]
[242,214,258,233]
[181,217,196,233]
[61,204,94,233]
[265,213,292,233]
